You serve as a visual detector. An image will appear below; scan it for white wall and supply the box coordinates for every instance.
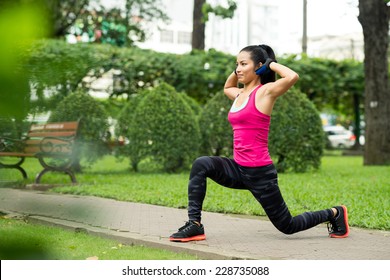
[108,0,363,60]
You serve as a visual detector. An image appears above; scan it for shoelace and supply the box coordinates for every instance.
[327,220,340,233]
[327,222,334,233]
[178,221,191,232]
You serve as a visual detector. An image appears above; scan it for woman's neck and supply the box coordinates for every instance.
[242,81,261,95]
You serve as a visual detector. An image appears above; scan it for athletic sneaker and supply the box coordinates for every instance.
[328,205,350,238]
[169,220,206,242]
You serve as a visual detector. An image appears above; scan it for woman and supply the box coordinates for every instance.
[170,44,349,242]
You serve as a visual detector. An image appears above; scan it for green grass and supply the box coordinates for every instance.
[1,154,389,230]
[0,216,197,260]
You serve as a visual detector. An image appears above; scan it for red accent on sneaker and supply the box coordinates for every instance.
[330,205,350,238]
[169,234,206,242]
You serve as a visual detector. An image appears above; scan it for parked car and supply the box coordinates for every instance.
[323,125,356,149]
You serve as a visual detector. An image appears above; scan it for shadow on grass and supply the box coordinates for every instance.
[0,213,52,260]
[0,237,52,260]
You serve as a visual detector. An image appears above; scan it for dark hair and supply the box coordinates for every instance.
[239,44,276,84]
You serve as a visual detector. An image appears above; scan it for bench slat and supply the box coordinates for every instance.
[25,139,74,145]
[30,122,78,132]
[28,131,77,138]
[24,147,41,154]
[27,146,73,154]
[0,152,35,157]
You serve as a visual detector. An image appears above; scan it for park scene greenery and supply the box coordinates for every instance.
[2,154,389,231]
[1,0,389,260]
[0,216,197,260]
[12,38,369,174]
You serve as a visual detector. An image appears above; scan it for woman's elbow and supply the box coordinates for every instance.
[223,87,233,96]
[290,72,299,85]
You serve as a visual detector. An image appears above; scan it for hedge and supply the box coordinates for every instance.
[49,90,110,170]
[116,83,201,172]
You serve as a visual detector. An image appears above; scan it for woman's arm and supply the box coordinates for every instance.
[264,62,299,98]
[223,72,241,100]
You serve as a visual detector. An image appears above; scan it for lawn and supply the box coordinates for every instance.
[0,215,197,260]
[1,154,389,230]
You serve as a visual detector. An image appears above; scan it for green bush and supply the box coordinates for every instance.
[198,91,233,157]
[178,92,202,116]
[28,39,112,112]
[0,118,17,139]
[118,83,201,172]
[27,40,237,109]
[49,90,110,170]
[115,93,145,171]
[269,88,324,172]
[0,118,18,153]
[112,48,213,103]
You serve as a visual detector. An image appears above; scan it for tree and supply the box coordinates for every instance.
[192,0,206,50]
[123,0,169,46]
[192,0,237,50]
[45,0,90,37]
[358,0,390,165]
[43,0,168,46]
[27,40,111,113]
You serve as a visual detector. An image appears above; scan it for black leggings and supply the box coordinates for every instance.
[188,156,333,235]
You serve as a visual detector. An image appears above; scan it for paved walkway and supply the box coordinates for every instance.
[0,188,389,260]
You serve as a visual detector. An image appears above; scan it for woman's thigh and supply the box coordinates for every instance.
[190,156,246,189]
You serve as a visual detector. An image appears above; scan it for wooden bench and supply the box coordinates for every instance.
[0,121,79,184]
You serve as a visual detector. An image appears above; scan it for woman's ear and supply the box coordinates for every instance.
[255,62,269,75]
[254,63,262,72]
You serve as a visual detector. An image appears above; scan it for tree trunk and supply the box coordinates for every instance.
[358,0,390,165]
[352,93,362,150]
[192,0,206,50]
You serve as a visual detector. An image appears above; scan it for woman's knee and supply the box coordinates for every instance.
[191,156,213,172]
[275,224,295,235]
[269,214,296,235]
[271,215,305,235]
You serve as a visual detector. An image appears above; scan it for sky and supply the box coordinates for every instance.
[283,0,362,37]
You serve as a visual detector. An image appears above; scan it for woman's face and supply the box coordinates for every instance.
[235,51,259,84]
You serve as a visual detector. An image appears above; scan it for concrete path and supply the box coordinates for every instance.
[1,188,389,260]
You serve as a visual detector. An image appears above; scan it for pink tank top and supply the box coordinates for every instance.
[227,85,273,167]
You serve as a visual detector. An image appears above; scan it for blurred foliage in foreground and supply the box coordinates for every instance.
[0,1,49,120]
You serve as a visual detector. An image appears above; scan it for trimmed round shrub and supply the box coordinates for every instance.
[178,92,202,116]
[269,88,324,172]
[198,91,233,157]
[115,93,146,171]
[49,90,109,170]
[119,83,201,172]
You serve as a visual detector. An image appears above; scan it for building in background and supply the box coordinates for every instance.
[134,0,193,54]
[205,0,284,55]
[136,0,287,55]
[308,32,364,61]
[134,0,363,61]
